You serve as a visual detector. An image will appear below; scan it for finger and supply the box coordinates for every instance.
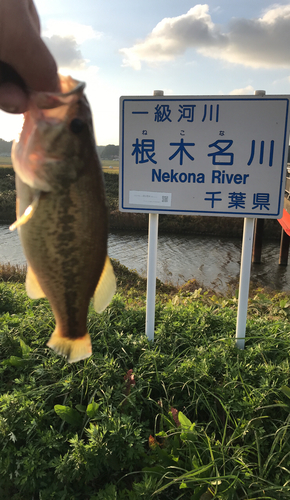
[0,0,59,93]
[0,62,28,112]
[9,32,59,93]
[28,0,41,34]
[0,82,28,113]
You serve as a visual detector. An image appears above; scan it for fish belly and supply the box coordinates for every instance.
[17,168,108,361]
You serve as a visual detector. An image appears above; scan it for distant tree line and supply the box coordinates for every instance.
[1,137,290,163]
[0,139,12,154]
[100,144,119,159]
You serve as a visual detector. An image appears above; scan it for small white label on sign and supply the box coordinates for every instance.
[129,190,172,207]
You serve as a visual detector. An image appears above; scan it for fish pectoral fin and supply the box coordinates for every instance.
[9,190,41,231]
[25,266,46,299]
[47,329,92,363]
[93,256,116,313]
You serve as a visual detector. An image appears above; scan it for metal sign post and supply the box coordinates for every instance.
[145,213,159,340]
[236,91,267,349]
[145,91,163,341]
[235,217,255,349]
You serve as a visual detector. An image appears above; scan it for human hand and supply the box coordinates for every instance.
[0,0,59,113]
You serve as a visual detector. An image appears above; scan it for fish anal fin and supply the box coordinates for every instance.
[47,329,92,363]
[26,266,46,299]
[16,197,20,220]
[93,256,116,313]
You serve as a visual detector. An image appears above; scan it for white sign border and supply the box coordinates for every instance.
[119,95,290,219]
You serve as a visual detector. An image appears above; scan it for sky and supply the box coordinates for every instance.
[2,0,290,145]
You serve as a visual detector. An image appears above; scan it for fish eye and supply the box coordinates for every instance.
[70,118,85,134]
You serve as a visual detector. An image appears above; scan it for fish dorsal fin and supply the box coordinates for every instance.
[9,191,41,231]
[93,256,116,313]
[26,265,46,299]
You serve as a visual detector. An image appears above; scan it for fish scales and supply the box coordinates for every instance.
[11,75,116,362]
[17,162,107,337]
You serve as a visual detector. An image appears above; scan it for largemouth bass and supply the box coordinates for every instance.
[10,75,116,363]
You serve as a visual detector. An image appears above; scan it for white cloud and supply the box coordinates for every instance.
[206,4,290,68]
[43,20,102,45]
[120,3,290,70]
[43,35,87,69]
[229,85,255,95]
[120,5,226,69]
[43,21,102,70]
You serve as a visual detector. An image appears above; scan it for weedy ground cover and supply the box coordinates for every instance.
[0,166,16,223]
[1,269,290,499]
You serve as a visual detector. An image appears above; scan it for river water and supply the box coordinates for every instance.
[0,224,289,294]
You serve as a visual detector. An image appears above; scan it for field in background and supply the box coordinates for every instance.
[0,156,119,173]
[0,156,12,167]
[101,159,119,173]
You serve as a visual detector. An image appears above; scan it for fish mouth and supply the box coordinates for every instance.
[12,74,87,191]
[33,76,86,110]
[27,76,86,123]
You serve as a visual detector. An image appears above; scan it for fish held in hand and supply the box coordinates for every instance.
[10,75,116,363]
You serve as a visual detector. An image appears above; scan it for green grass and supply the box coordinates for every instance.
[0,166,16,222]
[1,271,290,499]
[0,155,12,167]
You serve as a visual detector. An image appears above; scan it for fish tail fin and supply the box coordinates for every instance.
[47,328,92,363]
